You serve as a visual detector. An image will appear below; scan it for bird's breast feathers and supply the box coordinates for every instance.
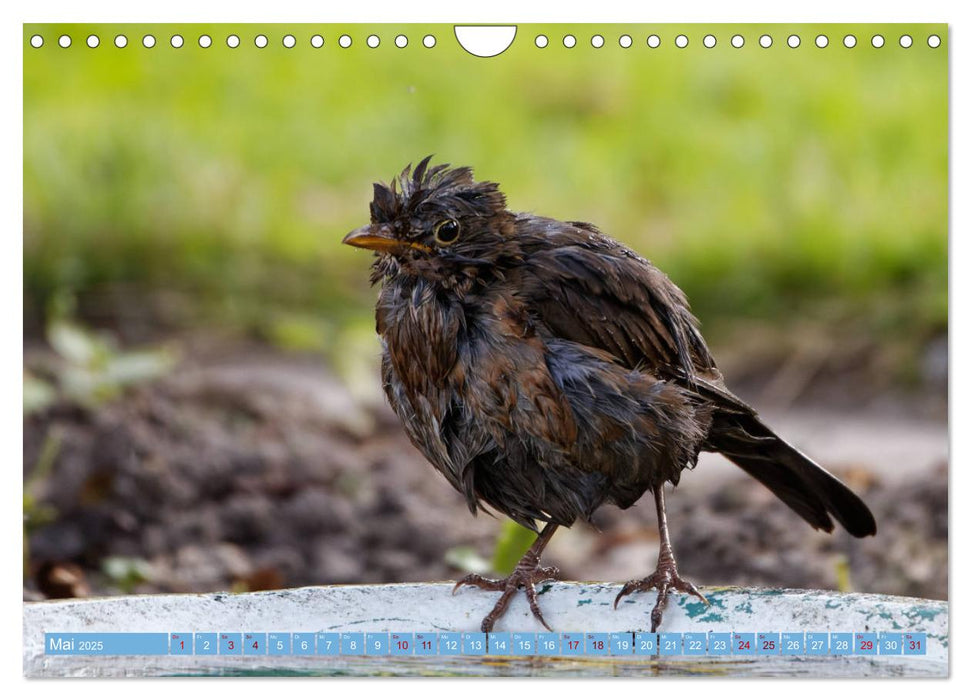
[377,278,578,452]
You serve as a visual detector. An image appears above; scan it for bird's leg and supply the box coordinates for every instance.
[453,522,560,632]
[614,485,709,632]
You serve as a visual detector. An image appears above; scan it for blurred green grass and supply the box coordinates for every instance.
[24,24,947,365]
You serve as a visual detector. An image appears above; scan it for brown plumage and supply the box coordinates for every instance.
[343,157,876,633]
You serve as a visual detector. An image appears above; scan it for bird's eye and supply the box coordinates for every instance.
[433,219,460,246]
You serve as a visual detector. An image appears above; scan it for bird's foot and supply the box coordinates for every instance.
[453,563,560,632]
[614,563,709,633]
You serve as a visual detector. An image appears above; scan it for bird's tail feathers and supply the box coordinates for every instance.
[709,412,877,538]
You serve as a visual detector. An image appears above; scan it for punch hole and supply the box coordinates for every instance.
[422,35,436,48]
[338,35,352,48]
[58,35,71,48]
[647,35,660,48]
[170,35,183,49]
[255,34,268,48]
[454,26,515,56]
[199,35,212,48]
[535,35,548,48]
[86,35,99,48]
[114,35,127,48]
[227,35,240,48]
[30,35,43,48]
[759,34,772,48]
[367,35,380,48]
[703,34,716,48]
[815,35,828,48]
[619,34,632,48]
[928,35,941,48]
[787,34,800,48]
[675,34,688,48]
[899,34,912,48]
[591,35,604,48]
[142,35,156,48]
[563,35,577,48]
[394,35,407,48]
[731,35,744,48]
[843,34,857,48]
[311,35,324,48]
[871,34,885,48]
[283,35,296,48]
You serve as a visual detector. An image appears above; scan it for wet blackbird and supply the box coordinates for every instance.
[343,158,877,633]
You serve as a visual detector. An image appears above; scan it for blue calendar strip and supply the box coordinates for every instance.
[44,631,930,657]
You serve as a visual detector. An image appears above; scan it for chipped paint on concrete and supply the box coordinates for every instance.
[733,599,754,615]
[686,593,727,623]
[24,583,948,677]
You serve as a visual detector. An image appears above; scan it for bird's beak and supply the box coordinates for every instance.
[342,224,401,253]
[342,224,433,254]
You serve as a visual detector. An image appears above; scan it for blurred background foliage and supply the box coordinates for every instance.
[24,23,947,376]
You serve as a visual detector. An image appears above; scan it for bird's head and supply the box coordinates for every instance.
[343,157,517,285]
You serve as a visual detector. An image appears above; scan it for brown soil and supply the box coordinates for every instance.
[23,346,948,603]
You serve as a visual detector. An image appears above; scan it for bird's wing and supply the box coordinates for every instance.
[514,219,719,386]
[510,219,877,537]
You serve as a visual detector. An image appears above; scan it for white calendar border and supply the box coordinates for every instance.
[3,1,963,698]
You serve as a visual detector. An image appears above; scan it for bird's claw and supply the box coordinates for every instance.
[614,566,708,633]
[453,565,560,632]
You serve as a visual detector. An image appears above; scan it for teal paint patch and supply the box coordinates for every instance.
[686,597,720,616]
[684,600,707,618]
[905,607,944,622]
[685,594,727,622]
[734,600,754,615]
[825,599,841,610]
[577,599,593,607]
